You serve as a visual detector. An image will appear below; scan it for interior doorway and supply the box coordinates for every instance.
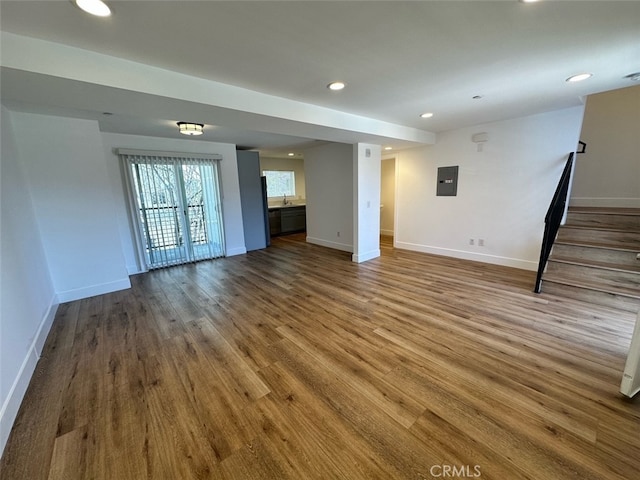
[380,157,396,244]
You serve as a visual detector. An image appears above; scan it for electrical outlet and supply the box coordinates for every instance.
[478,239,485,247]
[469,238,474,246]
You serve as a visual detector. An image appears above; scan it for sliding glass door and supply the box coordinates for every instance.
[122,152,225,269]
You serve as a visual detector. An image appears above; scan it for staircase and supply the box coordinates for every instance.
[541,207,640,312]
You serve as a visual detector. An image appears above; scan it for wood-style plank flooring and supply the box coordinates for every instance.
[2,234,639,479]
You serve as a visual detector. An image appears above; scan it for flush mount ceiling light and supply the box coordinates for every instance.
[74,0,111,17]
[420,112,434,119]
[177,122,204,136]
[566,73,592,83]
[327,81,346,91]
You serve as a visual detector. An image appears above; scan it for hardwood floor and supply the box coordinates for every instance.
[2,234,639,479]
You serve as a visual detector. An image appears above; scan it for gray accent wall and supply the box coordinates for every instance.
[236,150,269,251]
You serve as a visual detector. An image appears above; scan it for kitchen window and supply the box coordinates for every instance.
[263,170,295,198]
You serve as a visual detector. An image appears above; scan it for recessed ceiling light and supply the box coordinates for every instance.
[287,152,295,157]
[520,0,541,3]
[384,147,393,151]
[420,112,434,119]
[327,81,346,91]
[472,95,483,100]
[74,0,111,17]
[624,72,640,82]
[566,73,592,83]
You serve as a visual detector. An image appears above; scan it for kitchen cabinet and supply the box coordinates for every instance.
[268,205,306,236]
[268,209,282,236]
[281,206,306,233]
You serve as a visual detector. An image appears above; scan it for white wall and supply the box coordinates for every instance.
[395,106,585,270]
[259,156,306,203]
[1,107,57,455]
[353,143,381,263]
[571,85,640,208]
[101,133,247,273]
[11,113,130,301]
[304,143,354,252]
[380,158,396,236]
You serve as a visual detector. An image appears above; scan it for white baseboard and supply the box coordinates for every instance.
[394,241,537,271]
[226,246,248,256]
[56,277,131,303]
[352,249,381,263]
[34,297,59,356]
[306,236,353,253]
[570,197,640,208]
[1,297,58,456]
[126,263,145,275]
[380,229,394,236]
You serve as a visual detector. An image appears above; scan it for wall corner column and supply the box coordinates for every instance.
[352,143,381,263]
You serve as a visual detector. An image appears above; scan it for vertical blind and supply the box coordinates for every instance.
[119,150,225,270]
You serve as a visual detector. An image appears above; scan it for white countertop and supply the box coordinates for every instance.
[268,203,306,210]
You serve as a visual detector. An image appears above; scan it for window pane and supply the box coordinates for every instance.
[263,170,295,197]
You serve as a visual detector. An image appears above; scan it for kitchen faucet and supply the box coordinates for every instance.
[283,194,290,206]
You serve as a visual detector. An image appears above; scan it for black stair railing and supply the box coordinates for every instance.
[534,152,575,293]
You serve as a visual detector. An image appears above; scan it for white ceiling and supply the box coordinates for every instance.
[1,0,639,156]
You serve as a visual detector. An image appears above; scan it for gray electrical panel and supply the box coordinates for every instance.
[436,166,459,196]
